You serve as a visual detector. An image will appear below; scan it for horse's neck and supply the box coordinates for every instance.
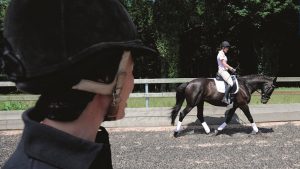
[243,76,267,94]
[245,81,261,94]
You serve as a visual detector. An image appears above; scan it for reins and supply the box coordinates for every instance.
[255,89,262,94]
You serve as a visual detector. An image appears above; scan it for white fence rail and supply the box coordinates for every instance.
[135,77,300,107]
[0,77,300,108]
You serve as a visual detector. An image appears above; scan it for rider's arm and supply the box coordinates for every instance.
[221,59,234,71]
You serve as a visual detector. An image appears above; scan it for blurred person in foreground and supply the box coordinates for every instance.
[1,0,157,168]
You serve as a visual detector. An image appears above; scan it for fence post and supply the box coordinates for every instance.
[145,83,149,109]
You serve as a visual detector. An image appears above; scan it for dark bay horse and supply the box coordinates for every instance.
[170,74,277,137]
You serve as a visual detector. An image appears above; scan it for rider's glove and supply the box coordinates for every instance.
[230,68,236,73]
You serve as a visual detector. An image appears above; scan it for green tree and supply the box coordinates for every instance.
[121,0,161,79]
[153,0,199,78]
[0,0,9,79]
[0,0,299,80]
[227,0,299,75]
[179,0,299,76]
[0,0,9,53]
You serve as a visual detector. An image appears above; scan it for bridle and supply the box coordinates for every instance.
[259,83,276,101]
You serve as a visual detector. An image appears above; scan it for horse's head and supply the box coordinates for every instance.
[260,77,277,104]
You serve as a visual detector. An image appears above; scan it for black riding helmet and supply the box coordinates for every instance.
[221,41,231,48]
[1,0,157,121]
[2,0,156,93]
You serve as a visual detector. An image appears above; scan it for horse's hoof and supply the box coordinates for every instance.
[250,130,261,135]
[173,131,179,138]
[211,129,220,136]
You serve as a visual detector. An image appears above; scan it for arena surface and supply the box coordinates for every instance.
[1,121,300,169]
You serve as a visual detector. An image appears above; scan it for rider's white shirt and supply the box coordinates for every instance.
[217,50,227,71]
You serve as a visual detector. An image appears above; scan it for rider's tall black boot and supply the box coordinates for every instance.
[222,85,232,104]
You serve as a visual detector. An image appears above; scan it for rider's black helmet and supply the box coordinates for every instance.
[1,0,157,94]
[221,41,231,48]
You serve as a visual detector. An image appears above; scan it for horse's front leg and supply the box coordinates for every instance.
[197,102,210,134]
[213,106,237,135]
[240,104,259,134]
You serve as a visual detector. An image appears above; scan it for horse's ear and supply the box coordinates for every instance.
[273,77,278,88]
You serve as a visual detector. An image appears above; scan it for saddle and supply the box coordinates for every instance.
[214,73,239,94]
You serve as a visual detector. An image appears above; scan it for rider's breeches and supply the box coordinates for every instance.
[218,69,233,86]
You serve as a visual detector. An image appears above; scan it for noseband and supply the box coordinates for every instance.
[261,84,275,100]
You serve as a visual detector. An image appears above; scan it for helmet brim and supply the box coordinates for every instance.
[72,40,158,63]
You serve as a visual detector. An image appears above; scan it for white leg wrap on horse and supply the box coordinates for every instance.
[251,123,259,132]
[176,121,182,131]
[202,122,210,133]
[218,122,227,131]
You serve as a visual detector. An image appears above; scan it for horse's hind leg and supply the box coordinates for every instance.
[174,105,193,137]
[197,102,210,134]
[240,105,259,134]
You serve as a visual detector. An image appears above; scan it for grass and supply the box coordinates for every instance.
[127,94,300,108]
[128,87,300,107]
[275,87,300,91]
[0,101,36,111]
[0,87,299,110]
[127,98,176,108]
[249,94,300,104]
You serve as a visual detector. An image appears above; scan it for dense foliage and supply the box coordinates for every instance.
[0,0,299,80]
[122,0,300,78]
[0,0,9,57]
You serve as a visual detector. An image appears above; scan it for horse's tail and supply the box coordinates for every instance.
[170,82,189,125]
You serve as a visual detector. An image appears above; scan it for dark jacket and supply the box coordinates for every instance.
[3,109,113,169]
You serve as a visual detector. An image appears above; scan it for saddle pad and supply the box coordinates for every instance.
[213,77,239,94]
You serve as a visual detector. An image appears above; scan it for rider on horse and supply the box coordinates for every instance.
[217,41,236,104]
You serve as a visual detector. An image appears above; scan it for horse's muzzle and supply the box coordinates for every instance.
[261,99,268,104]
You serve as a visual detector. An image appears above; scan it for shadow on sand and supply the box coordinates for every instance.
[175,114,274,138]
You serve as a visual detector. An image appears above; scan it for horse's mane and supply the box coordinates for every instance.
[239,74,273,82]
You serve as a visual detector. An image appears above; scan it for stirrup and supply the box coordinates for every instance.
[222,97,230,104]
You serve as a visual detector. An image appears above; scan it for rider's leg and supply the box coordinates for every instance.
[222,85,232,104]
[219,70,234,104]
